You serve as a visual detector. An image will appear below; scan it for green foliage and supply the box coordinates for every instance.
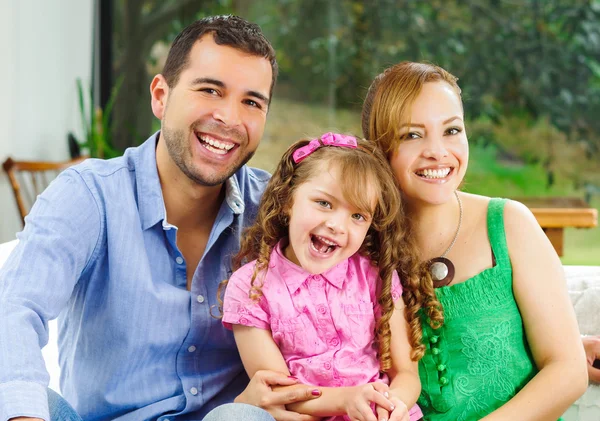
[250,0,600,162]
[75,76,124,159]
[256,98,599,264]
[468,114,599,191]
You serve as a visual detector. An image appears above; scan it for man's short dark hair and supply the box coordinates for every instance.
[162,15,278,102]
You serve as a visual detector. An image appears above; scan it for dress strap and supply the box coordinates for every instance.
[487,198,510,267]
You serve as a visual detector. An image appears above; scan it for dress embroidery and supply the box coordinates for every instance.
[455,320,517,421]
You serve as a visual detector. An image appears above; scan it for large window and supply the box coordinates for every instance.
[101,0,600,264]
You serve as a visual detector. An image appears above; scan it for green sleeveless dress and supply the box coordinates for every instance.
[417,198,562,421]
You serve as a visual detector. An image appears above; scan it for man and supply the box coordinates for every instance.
[0,16,317,421]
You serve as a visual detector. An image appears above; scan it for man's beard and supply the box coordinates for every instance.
[162,126,255,187]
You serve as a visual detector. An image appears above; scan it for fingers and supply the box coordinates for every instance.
[376,404,391,421]
[388,397,409,421]
[388,410,410,421]
[589,365,600,384]
[270,408,321,421]
[354,402,379,421]
[367,387,394,413]
[269,385,321,406]
[255,369,300,387]
[370,382,390,397]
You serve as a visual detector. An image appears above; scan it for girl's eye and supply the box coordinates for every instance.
[446,127,462,135]
[352,213,366,221]
[316,200,332,209]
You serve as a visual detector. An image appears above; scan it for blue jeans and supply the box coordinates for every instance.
[48,390,273,421]
[47,388,82,421]
[202,403,275,421]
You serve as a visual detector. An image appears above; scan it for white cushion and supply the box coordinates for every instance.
[563,265,600,421]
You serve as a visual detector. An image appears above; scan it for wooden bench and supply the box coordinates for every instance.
[515,197,598,256]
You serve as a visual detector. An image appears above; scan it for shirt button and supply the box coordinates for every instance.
[430,335,439,344]
[324,362,332,370]
[330,338,340,346]
[196,295,205,303]
[437,364,446,371]
[317,305,327,314]
[432,348,440,355]
[188,345,196,353]
[190,387,198,395]
[175,256,184,264]
[439,377,448,385]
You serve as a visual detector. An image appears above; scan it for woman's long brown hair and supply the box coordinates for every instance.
[220,136,424,370]
[362,62,460,359]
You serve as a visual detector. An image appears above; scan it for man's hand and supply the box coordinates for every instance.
[583,335,600,383]
[235,370,321,421]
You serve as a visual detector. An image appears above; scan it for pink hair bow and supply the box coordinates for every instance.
[292,132,358,163]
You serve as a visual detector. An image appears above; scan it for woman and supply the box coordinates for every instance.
[361,61,588,420]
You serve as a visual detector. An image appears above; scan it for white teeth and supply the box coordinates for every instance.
[314,235,338,247]
[198,134,235,151]
[418,168,451,179]
[203,144,228,155]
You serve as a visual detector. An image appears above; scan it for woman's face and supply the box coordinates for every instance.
[388,81,468,206]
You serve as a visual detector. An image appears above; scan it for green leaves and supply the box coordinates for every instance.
[75,76,124,159]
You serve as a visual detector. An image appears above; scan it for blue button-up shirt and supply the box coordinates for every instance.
[0,133,270,421]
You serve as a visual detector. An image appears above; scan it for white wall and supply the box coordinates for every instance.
[0,0,94,242]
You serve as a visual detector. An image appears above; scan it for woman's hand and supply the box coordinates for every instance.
[343,382,394,421]
[235,370,321,421]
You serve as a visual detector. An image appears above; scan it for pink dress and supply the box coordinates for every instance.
[223,242,423,421]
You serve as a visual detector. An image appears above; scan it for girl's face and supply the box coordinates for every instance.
[389,81,468,206]
[283,163,374,274]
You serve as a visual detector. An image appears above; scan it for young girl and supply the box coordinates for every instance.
[221,133,429,421]
[362,62,588,420]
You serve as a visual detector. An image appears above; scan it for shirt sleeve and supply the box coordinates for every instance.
[0,169,101,421]
[391,270,403,304]
[222,263,271,331]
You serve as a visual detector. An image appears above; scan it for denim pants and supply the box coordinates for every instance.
[47,388,82,421]
[48,389,274,421]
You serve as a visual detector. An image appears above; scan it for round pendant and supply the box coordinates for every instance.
[429,257,455,288]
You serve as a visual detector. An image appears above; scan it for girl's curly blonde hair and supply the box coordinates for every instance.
[362,62,455,357]
[220,135,425,371]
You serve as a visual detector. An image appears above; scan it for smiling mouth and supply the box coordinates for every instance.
[195,132,236,155]
[310,235,339,254]
[416,168,453,179]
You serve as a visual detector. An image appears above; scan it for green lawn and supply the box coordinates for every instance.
[250,98,600,265]
[562,197,600,266]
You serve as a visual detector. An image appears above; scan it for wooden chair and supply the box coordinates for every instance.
[2,156,87,227]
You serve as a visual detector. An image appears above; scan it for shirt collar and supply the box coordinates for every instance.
[271,240,348,294]
[225,175,245,215]
[136,131,245,231]
[136,132,165,230]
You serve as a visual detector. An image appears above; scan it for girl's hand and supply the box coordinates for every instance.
[343,383,394,421]
[387,396,409,421]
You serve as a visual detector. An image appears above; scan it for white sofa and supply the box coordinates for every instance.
[0,240,598,419]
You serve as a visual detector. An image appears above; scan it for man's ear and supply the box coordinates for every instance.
[150,74,169,120]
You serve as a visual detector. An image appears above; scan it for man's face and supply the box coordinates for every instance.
[155,34,273,186]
